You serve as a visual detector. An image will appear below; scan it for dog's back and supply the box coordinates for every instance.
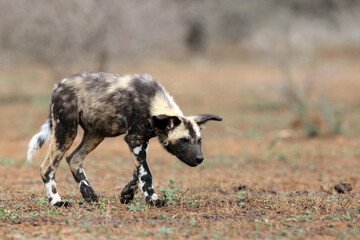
[51,72,181,137]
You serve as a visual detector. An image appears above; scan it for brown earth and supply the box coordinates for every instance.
[1,57,360,239]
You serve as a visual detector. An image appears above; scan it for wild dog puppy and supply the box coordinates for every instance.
[27,72,222,207]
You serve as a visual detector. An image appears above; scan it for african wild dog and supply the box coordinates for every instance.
[27,72,222,207]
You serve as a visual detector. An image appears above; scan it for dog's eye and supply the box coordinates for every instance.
[179,137,190,143]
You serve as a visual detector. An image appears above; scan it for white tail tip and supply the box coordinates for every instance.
[27,119,51,163]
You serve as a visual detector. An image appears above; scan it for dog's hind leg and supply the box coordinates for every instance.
[66,132,103,202]
[120,169,138,204]
[40,118,77,207]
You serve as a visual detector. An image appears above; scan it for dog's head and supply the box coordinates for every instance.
[152,114,222,167]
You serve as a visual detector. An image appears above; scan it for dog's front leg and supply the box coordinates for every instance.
[124,136,166,207]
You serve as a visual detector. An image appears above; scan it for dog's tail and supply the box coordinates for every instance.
[27,117,52,163]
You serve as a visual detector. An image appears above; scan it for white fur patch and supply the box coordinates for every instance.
[79,179,90,189]
[133,146,142,155]
[188,118,201,138]
[137,165,158,200]
[45,180,62,205]
[49,195,62,205]
[150,88,183,117]
[107,75,132,93]
[137,165,147,193]
[139,165,147,177]
[79,168,88,179]
[151,193,159,201]
[48,171,54,180]
[138,181,145,193]
[167,122,190,142]
[27,119,52,162]
[134,73,151,81]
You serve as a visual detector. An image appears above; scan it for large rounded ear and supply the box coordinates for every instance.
[191,114,222,130]
[151,115,181,133]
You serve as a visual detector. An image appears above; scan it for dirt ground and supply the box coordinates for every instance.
[1,57,360,239]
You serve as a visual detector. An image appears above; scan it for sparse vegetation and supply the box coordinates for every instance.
[280,71,345,137]
[160,179,182,204]
[0,157,12,165]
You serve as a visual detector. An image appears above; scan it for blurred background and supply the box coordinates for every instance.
[1,0,360,187]
[1,0,359,75]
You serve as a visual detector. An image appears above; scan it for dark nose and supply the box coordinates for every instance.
[196,155,204,164]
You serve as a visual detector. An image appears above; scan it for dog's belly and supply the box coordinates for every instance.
[79,107,128,137]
